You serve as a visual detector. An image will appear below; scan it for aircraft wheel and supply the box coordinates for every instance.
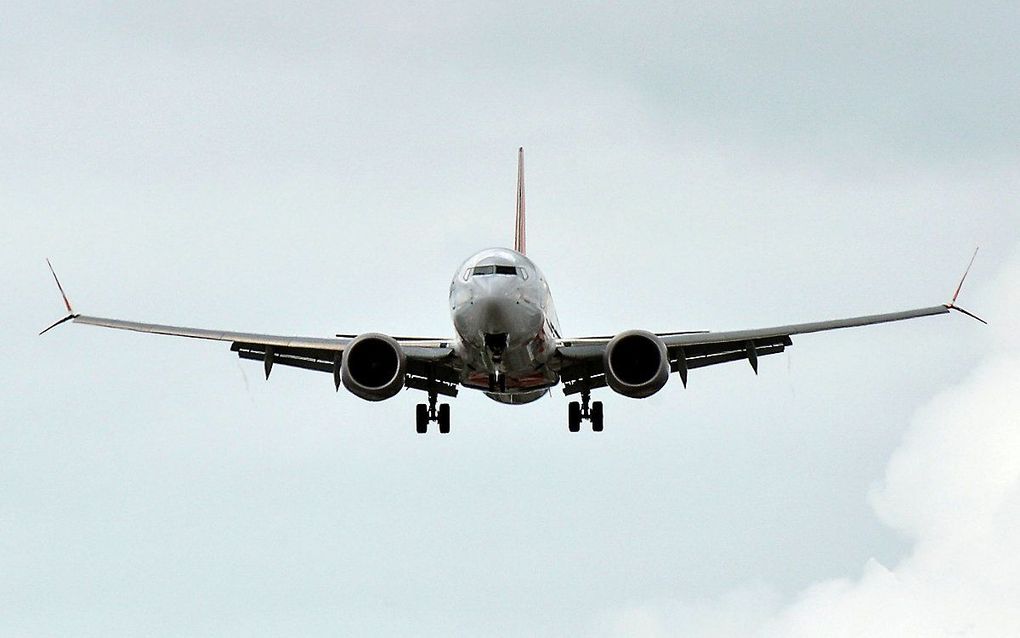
[416,404,428,434]
[568,401,581,432]
[591,401,604,432]
[438,404,451,434]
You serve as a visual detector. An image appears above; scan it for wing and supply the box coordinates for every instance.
[555,248,988,395]
[69,314,460,395]
[555,304,964,395]
[40,261,462,396]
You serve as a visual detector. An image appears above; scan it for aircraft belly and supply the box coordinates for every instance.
[459,337,559,393]
[484,389,548,405]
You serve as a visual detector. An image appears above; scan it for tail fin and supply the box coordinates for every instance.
[514,147,526,255]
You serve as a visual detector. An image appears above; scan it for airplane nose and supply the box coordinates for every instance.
[472,295,518,333]
[452,283,541,347]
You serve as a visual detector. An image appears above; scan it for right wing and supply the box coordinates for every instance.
[555,305,956,394]
[554,249,985,394]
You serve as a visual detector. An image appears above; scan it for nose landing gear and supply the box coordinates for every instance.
[568,389,603,432]
[416,390,451,434]
[484,332,509,361]
[487,372,508,393]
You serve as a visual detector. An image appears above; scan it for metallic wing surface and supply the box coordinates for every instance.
[67,314,459,395]
[553,249,983,406]
[554,304,953,395]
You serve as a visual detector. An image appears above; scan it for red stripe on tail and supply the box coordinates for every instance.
[515,147,526,255]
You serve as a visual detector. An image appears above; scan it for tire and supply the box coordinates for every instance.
[438,404,451,434]
[591,401,604,432]
[568,401,581,432]
[416,404,428,434]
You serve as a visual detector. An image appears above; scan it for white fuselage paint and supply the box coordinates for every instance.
[449,248,561,403]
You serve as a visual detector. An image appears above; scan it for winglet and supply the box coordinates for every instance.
[514,147,526,255]
[47,258,74,314]
[944,247,987,324]
[40,259,78,335]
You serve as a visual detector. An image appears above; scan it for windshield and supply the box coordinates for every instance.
[470,265,519,276]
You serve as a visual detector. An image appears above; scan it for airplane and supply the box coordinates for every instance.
[42,148,985,434]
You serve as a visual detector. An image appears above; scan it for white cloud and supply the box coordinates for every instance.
[598,585,782,638]
[606,248,1020,637]
[764,357,1020,637]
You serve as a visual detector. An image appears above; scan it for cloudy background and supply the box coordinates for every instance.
[2,2,1018,635]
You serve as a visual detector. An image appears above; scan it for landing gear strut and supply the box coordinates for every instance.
[488,372,507,393]
[416,389,450,434]
[568,389,603,432]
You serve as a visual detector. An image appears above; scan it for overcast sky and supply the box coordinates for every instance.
[2,2,1018,636]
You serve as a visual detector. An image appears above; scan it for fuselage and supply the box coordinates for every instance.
[449,248,561,403]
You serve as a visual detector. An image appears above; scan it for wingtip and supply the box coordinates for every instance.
[944,247,986,324]
[39,313,76,336]
[950,246,979,305]
[945,303,988,325]
[45,258,74,314]
[40,259,80,335]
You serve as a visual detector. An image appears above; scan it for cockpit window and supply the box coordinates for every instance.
[470,265,520,277]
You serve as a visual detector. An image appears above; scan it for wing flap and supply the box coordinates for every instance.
[680,337,791,371]
[231,339,459,393]
[232,342,338,374]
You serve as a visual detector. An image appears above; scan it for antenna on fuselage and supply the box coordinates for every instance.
[515,147,526,255]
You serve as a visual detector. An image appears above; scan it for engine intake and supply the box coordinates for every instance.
[340,333,407,401]
[603,330,669,398]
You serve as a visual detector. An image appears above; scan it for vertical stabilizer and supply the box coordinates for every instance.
[515,147,526,255]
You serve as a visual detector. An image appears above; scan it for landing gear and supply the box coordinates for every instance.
[416,403,429,434]
[438,404,451,434]
[568,390,604,432]
[488,372,507,393]
[568,401,582,432]
[416,390,451,434]
[591,401,604,432]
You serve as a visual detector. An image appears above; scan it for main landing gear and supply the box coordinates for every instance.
[568,389,603,433]
[416,390,450,434]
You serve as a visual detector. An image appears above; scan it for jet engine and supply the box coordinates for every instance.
[603,330,669,398]
[340,333,407,401]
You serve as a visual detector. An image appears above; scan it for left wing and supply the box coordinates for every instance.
[71,313,351,383]
[69,315,458,392]
[71,314,353,350]
[40,261,458,394]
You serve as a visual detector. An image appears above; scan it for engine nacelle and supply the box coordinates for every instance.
[603,330,669,398]
[340,333,407,401]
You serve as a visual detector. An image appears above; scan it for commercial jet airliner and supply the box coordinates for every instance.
[42,149,985,434]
